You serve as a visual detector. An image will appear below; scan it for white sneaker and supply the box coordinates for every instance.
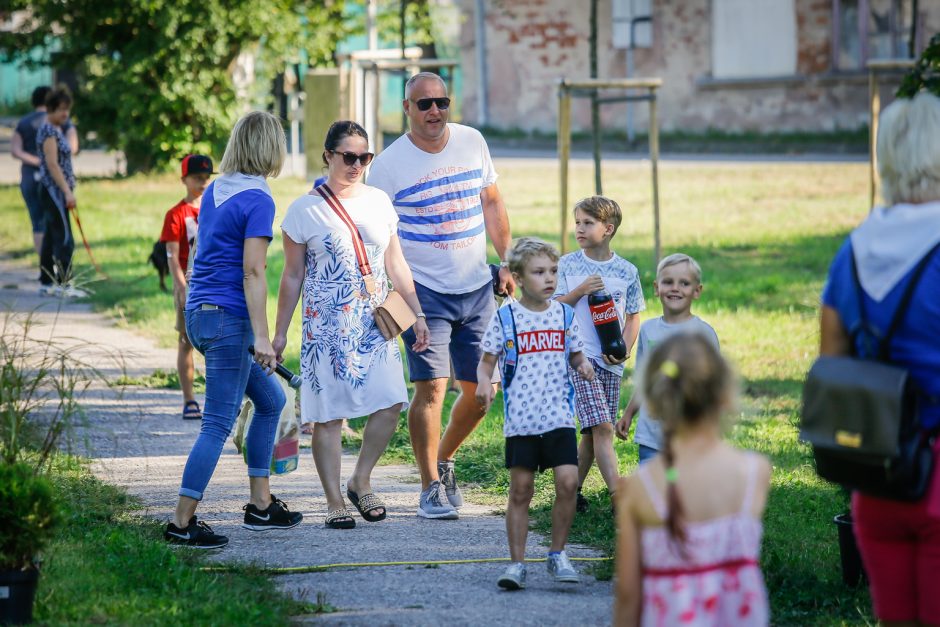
[497,562,526,590]
[546,551,580,583]
[61,285,88,298]
[38,285,62,297]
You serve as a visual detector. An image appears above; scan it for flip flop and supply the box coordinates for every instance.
[347,488,387,522]
[325,508,356,529]
[182,400,202,420]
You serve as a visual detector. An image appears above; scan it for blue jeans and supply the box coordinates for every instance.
[638,444,659,465]
[20,170,44,234]
[179,307,285,501]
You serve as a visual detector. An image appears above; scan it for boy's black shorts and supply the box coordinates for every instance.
[505,427,578,472]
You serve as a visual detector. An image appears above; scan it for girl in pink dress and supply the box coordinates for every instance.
[614,333,772,626]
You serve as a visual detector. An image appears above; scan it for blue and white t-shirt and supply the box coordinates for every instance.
[633,316,720,449]
[36,123,75,193]
[368,123,498,295]
[554,250,646,375]
[187,173,276,319]
[481,301,584,437]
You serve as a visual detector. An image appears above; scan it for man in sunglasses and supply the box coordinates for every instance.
[370,72,514,521]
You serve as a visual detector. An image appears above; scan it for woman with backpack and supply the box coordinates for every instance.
[819,90,940,626]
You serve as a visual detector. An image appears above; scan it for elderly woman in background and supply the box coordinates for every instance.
[164,111,302,549]
[819,91,940,626]
[274,120,429,529]
[36,85,81,296]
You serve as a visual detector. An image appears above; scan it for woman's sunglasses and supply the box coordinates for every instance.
[414,97,451,112]
[330,150,374,166]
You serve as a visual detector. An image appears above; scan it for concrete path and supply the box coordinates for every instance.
[1,256,613,625]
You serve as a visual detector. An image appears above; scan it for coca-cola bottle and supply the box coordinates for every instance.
[588,290,627,360]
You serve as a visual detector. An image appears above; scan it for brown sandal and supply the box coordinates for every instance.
[325,508,355,529]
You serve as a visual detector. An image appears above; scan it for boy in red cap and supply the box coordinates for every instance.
[160,154,213,420]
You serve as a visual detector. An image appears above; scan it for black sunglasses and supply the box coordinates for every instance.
[330,150,374,166]
[414,97,451,112]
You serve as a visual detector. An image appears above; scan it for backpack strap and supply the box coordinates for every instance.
[497,303,518,389]
[561,302,575,361]
[850,241,940,362]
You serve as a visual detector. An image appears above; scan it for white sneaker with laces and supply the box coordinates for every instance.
[546,550,580,583]
[416,480,458,519]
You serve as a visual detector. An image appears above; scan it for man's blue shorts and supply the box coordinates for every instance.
[402,281,496,383]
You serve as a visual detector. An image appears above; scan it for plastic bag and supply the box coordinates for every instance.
[233,377,300,475]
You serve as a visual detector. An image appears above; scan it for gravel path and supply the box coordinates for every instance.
[2,257,613,625]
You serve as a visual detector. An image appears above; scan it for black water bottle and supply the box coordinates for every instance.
[588,290,626,360]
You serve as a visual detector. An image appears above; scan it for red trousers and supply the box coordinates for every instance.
[852,446,940,624]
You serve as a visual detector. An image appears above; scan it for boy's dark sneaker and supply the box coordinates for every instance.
[576,488,589,514]
[242,495,303,531]
[164,516,228,549]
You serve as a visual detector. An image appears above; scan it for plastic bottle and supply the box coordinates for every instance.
[588,290,626,360]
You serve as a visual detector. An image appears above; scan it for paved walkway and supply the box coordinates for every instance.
[1,256,612,625]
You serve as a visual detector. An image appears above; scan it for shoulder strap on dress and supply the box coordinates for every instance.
[739,454,760,515]
[636,464,668,520]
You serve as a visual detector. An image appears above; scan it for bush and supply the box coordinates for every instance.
[0,462,60,570]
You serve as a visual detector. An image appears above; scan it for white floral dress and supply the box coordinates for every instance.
[281,185,409,423]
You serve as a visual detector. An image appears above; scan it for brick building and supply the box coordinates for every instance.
[456,0,939,134]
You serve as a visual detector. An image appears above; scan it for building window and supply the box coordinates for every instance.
[833,0,919,70]
[711,0,797,79]
[612,0,653,50]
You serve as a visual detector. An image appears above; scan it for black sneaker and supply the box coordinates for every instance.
[576,488,589,514]
[164,516,228,549]
[242,495,303,531]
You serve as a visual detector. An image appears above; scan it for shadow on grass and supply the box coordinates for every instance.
[510,230,850,316]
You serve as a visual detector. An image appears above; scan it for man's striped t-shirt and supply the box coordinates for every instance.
[368,123,498,294]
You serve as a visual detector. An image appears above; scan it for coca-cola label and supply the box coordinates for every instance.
[589,300,618,325]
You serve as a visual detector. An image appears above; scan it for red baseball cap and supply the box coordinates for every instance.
[181,154,214,177]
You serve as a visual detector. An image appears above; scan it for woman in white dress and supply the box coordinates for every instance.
[274,121,429,529]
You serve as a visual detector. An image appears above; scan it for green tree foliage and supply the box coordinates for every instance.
[897,32,940,99]
[0,1,353,173]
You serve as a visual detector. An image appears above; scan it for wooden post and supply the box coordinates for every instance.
[869,69,880,209]
[558,82,572,254]
[590,0,602,195]
[649,87,661,267]
[371,64,383,153]
[555,78,662,258]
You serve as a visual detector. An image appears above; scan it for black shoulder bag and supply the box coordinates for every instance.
[800,242,940,501]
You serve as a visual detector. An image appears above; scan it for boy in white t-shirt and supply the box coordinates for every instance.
[554,196,644,512]
[476,237,595,591]
[615,253,720,462]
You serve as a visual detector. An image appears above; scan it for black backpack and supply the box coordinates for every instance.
[800,242,940,501]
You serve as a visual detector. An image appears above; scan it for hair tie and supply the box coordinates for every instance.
[665,467,679,483]
[660,359,679,380]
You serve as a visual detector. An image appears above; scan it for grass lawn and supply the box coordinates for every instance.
[0,157,873,625]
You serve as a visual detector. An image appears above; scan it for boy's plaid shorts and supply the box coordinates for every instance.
[569,357,622,433]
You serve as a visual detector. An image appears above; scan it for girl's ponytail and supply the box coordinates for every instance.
[641,333,734,552]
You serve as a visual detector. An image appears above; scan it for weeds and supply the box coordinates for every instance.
[0,307,121,470]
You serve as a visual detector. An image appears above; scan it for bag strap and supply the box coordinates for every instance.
[851,241,940,361]
[561,302,575,361]
[316,183,375,294]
